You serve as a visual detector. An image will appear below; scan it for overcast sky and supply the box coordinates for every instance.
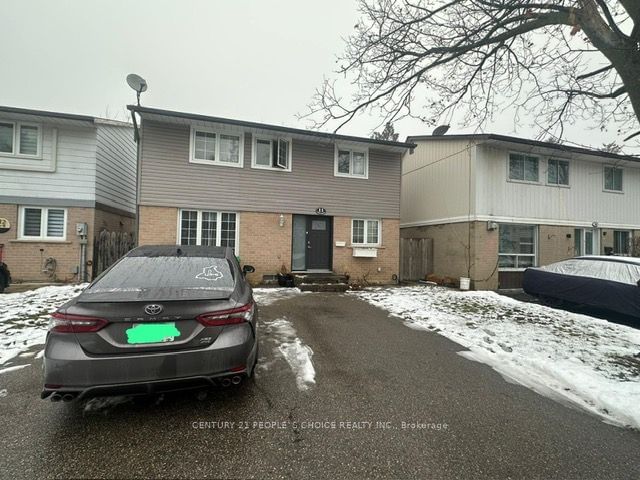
[0,0,633,150]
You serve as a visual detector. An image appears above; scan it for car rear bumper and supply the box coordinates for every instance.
[42,324,257,400]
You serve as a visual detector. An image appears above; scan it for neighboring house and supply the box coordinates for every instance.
[127,105,414,285]
[0,106,136,283]
[401,134,640,289]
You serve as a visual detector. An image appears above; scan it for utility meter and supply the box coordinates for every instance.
[76,223,88,236]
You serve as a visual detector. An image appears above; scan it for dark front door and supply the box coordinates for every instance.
[306,216,332,270]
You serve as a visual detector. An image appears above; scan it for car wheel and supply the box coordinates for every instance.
[0,276,6,294]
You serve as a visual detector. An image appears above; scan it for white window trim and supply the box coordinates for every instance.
[176,209,240,255]
[251,135,293,172]
[18,206,67,241]
[350,218,381,246]
[498,224,538,271]
[603,165,624,193]
[545,158,571,188]
[0,121,43,159]
[188,126,244,168]
[506,151,541,185]
[334,144,369,179]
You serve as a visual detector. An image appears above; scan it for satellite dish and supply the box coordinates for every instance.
[126,74,147,106]
[432,125,450,136]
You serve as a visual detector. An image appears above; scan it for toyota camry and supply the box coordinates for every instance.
[41,245,258,402]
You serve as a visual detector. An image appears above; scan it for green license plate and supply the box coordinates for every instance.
[126,322,181,344]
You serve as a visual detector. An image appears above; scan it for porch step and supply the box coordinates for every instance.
[293,273,349,286]
[298,283,349,293]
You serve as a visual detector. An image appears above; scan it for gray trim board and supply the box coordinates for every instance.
[0,196,95,208]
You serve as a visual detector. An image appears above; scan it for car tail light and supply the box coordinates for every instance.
[49,312,109,333]
[196,302,255,327]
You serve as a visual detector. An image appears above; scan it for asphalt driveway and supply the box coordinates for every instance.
[1,291,639,479]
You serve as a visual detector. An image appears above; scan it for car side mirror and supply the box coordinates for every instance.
[242,265,255,276]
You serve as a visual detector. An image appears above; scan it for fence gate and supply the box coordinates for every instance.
[93,230,136,278]
[400,238,433,282]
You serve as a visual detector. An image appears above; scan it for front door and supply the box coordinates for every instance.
[306,216,332,269]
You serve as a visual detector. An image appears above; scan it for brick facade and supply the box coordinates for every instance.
[0,203,135,283]
[137,206,400,285]
[401,221,640,290]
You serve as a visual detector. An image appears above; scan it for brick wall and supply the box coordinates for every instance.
[538,225,576,265]
[0,204,95,283]
[332,217,399,284]
[239,212,292,285]
[138,206,178,245]
[94,208,135,236]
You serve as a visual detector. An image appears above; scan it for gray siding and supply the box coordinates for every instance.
[95,125,137,213]
[139,121,401,218]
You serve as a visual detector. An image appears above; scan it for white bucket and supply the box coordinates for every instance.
[459,277,471,291]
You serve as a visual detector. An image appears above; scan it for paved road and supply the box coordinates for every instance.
[1,292,639,479]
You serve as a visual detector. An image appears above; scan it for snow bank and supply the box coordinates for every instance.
[0,284,87,365]
[353,286,640,429]
[253,287,306,306]
[261,317,315,390]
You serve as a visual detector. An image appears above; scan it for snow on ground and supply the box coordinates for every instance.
[253,287,306,306]
[353,286,640,429]
[259,317,316,391]
[0,284,87,366]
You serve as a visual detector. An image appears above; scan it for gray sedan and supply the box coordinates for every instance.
[41,245,258,402]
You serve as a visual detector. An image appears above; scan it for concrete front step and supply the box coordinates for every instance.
[293,273,349,285]
[298,283,349,293]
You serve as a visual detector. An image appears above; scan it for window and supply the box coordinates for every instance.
[498,224,536,269]
[547,159,569,186]
[604,166,623,192]
[179,210,238,252]
[252,136,291,170]
[352,219,380,245]
[20,207,66,240]
[508,153,539,182]
[335,146,368,178]
[0,122,41,157]
[613,231,631,255]
[190,128,242,167]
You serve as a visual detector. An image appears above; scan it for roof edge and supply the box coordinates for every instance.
[128,105,417,150]
[406,133,639,163]
[0,105,95,123]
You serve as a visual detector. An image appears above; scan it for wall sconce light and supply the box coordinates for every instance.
[279,214,285,227]
[487,221,498,231]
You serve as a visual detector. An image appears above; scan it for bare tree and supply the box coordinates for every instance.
[304,1,640,142]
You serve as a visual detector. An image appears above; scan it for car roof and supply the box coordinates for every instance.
[126,245,234,259]
[575,255,640,266]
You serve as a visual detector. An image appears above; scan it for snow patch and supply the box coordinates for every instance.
[353,286,640,429]
[262,316,315,390]
[0,364,31,374]
[252,288,305,306]
[0,284,88,365]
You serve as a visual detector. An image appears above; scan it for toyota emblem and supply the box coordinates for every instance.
[144,304,163,315]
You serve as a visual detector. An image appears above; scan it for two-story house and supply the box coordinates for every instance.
[128,106,414,285]
[401,134,640,289]
[0,106,136,284]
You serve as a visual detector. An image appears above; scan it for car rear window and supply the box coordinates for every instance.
[83,256,236,301]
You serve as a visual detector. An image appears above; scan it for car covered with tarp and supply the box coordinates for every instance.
[523,256,640,318]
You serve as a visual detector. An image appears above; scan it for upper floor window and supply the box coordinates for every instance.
[19,206,66,240]
[335,146,368,179]
[0,122,41,157]
[352,219,380,245]
[547,159,569,186]
[508,153,539,183]
[190,127,243,167]
[252,136,291,171]
[179,209,237,252]
[604,166,623,192]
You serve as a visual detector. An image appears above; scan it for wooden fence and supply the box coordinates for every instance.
[93,230,136,278]
[399,238,433,282]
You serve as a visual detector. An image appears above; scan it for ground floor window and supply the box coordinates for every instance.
[20,206,66,240]
[613,230,631,255]
[351,219,380,245]
[498,224,537,268]
[179,210,237,252]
